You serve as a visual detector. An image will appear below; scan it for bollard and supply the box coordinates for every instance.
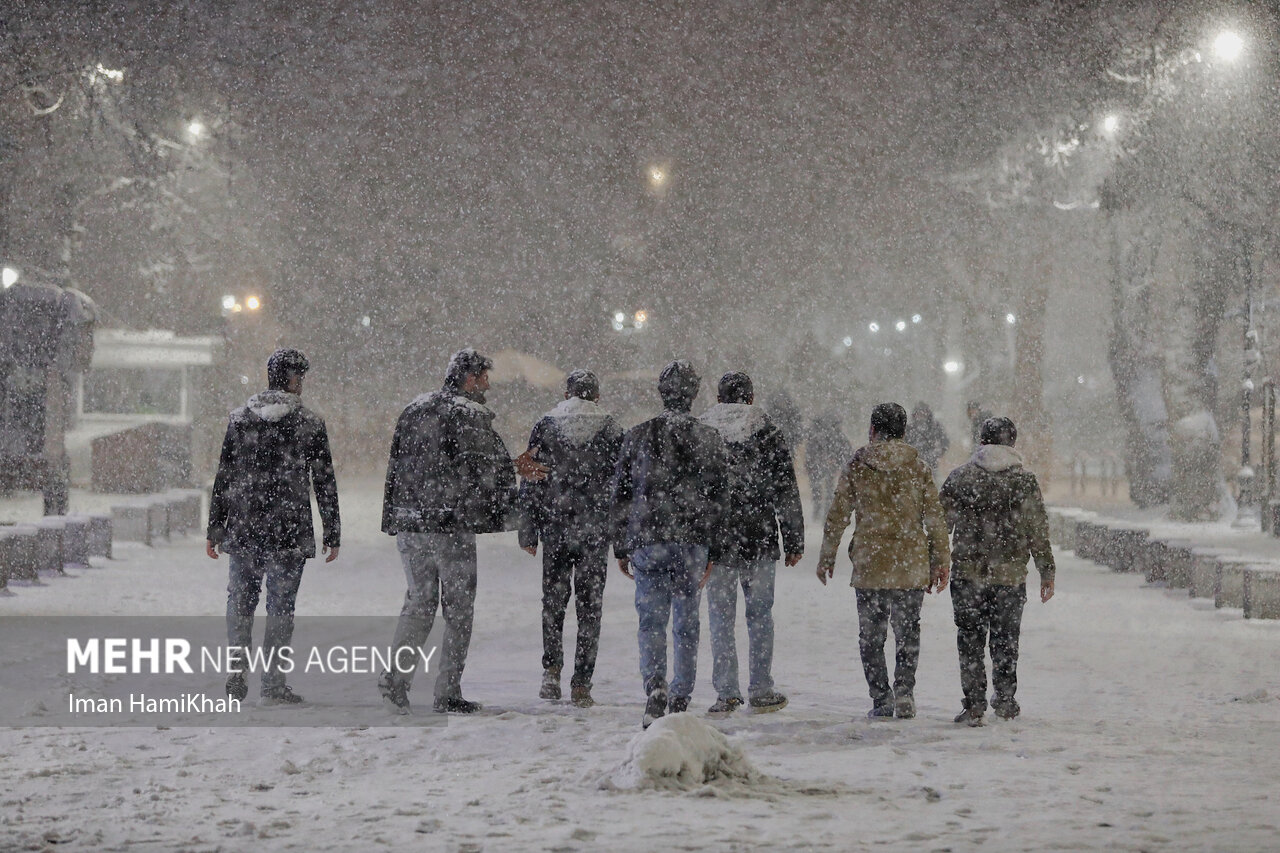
[112,504,151,545]
[1189,547,1239,598]
[1164,540,1196,589]
[33,517,67,575]
[147,500,170,543]
[62,515,92,567]
[2,526,40,581]
[1215,556,1257,609]
[1243,568,1280,619]
[86,514,113,558]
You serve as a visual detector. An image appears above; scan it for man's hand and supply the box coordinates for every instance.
[205,539,220,560]
[1040,578,1055,603]
[324,545,340,563]
[618,557,633,579]
[928,564,949,594]
[514,447,549,482]
[816,562,834,585]
[699,561,714,590]
[784,553,803,567]
[521,545,537,556]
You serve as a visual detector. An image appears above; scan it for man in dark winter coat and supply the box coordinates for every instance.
[206,348,340,705]
[939,416,1055,726]
[700,372,803,716]
[905,402,950,474]
[378,348,546,715]
[817,402,950,720]
[519,369,623,707]
[804,413,852,520]
[612,360,728,728]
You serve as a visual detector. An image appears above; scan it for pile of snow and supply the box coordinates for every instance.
[603,712,760,791]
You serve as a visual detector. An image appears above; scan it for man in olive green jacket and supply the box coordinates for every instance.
[817,403,950,720]
[939,416,1055,726]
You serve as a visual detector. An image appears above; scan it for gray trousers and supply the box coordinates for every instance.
[226,550,305,695]
[389,531,477,701]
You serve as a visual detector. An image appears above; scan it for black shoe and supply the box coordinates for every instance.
[708,696,744,716]
[866,704,895,720]
[748,691,788,713]
[668,695,690,714]
[539,668,562,701]
[570,684,594,708]
[433,696,482,714]
[642,689,668,729]
[225,672,247,702]
[378,670,411,715]
[262,686,303,705]
[992,698,1020,720]
[893,695,916,719]
[954,707,985,727]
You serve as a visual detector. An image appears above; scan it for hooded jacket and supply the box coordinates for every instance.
[939,444,1055,586]
[518,396,624,548]
[207,390,340,557]
[381,390,516,535]
[611,410,729,562]
[816,438,949,589]
[699,402,804,564]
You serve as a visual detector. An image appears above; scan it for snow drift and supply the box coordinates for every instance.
[604,712,760,791]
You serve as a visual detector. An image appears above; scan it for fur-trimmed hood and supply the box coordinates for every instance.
[245,390,302,423]
[972,444,1024,473]
[544,396,616,446]
[700,402,769,445]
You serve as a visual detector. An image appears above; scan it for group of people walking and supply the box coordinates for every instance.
[206,347,1055,729]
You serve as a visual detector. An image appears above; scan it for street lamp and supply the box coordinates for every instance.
[1213,29,1245,63]
[868,322,880,333]
[943,360,962,375]
[245,296,261,311]
[1102,113,1121,135]
[895,320,907,332]
[1006,313,1017,325]
[186,120,206,141]
[2,265,18,289]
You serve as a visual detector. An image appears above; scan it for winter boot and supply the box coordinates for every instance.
[668,695,690,714]
[642,688,668,729]
[707,696,743,717]
[893,695,916,719]
[748,691,788,714]
[378,670,411,715]
[225,672,247,702]
[261,685,303,706]
[866,704,895,720]
[539,668,562,701]
[992,697,1020,720]
[954,707,985,727]
[433,696,483,714]
[570,684,594,708]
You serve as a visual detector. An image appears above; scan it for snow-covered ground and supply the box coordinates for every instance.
[3,479,1280,851]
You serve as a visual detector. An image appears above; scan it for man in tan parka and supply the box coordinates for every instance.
[817,402,950,719]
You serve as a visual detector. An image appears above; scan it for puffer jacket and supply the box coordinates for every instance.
[816,438,949,589]
[699,403,803,564]
[518,396,624,548]
[939,444,1055,586]
[611,410,729,562]
[382,390,516,535]
[207,390,340,557]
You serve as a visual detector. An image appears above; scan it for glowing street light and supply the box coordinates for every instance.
[221,294,236,311]
[1006,312,1017,325]
[633,310,648,328]
[186,120,206,140]
[1213,29,1245,63]
[2,266,19,289]
[895,320,907,332]
[1102,113,1121,135]
[911,314,922,324]
[943,360,962,375]
[868,322,880,333]
[245,296,261,311]
[842,336,853,348]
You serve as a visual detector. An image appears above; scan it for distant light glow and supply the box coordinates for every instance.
[2,266,18,289]
[231,303,243,313]
[245,296,261,311]
[1102,114,1120,135]
[94,63,124,82]
[239,375,249,385]
[1077,375,1086,384]
[895,320,906,332]
[911,314,922,324]
[868,322,880,333]
[943,360,962,375]
[361,315,371,327]
[614,311,625,323]
[187,120,205,139]
[842,336,853,348]
[221,294,235,311]
[634,310,648,326]
[648,166,667,188]
[1006,313,1017,325]
[1213,30,1245,62]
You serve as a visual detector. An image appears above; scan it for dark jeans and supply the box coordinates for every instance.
[855,588,925,708]
[226,550,305,695]
[951,578,1027,712]
[541,537,608,688]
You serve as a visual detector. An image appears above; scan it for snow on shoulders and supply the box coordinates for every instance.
[700,402,767,444]
[546,396,615,445]
[602,713,759,791]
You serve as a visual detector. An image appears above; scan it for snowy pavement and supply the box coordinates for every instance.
[3,483,1280,851]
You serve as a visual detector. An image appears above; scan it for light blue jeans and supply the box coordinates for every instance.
[389,531,477,701]
[632,544,707,700]
[707,559,777,700]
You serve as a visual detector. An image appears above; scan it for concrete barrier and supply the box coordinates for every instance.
[86,514,113,558]
[1163,540,1197,589]
[113,504,151,544]
[1243,568,1280,619]
[1189,547,1239,598]
[62,515,92,567]
[165,489,204,535]
[1102,525,1148,573]
[147,500,170,542]
[1215,556,1259,609]
[33,517,67,575]
[1,526,39,581]
[1075,519,1106,562]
